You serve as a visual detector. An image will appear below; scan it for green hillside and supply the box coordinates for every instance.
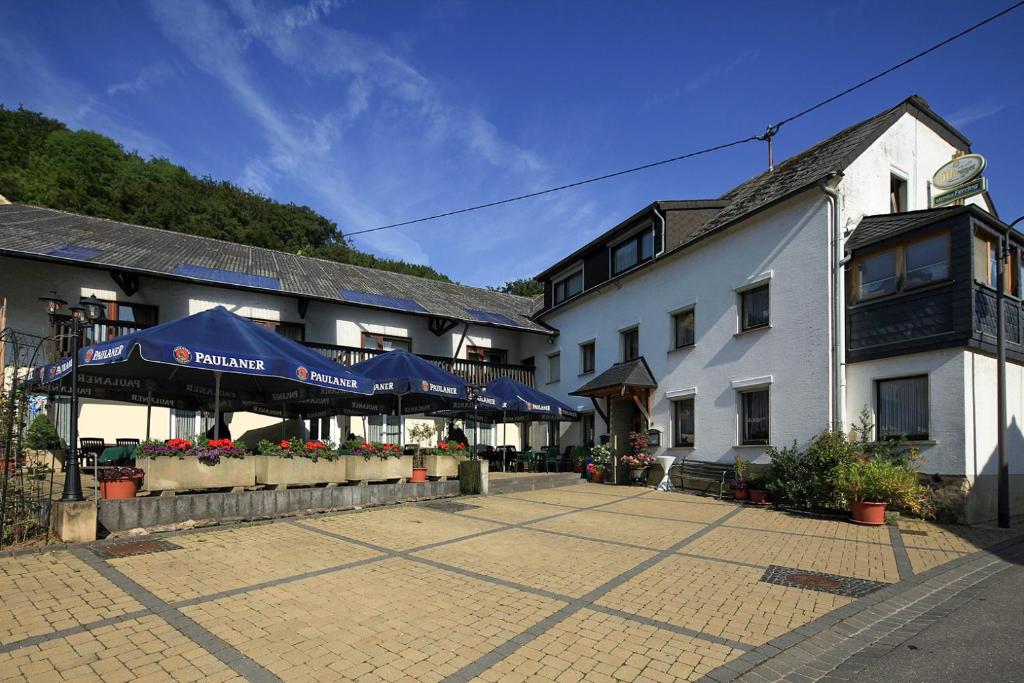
[0,106,451,282]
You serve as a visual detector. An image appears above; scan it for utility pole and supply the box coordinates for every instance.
[998,216,1024,528]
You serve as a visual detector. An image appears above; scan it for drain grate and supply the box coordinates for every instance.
[420,500,481,513]
[760,565,885,598]
[901,529,929,537]
[91,538,182,559]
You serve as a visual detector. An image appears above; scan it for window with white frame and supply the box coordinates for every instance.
[547,353,560,383]
[740,284,770,331]
[580,341,595,374]
[672,397,695,447]
[621,327,639,361]
[876,376,929,441]
[367,415,401,443]
[739,388,769,445]
[553,270,583,305]
[672,308,695,349]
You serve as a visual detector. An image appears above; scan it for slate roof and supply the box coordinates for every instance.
[570,357,657,396]
[0,203,550,333]
[535,95,977,304]
[846,207,966,251]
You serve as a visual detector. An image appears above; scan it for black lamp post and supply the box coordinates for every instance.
[997,216,1024,528]
[39,290,104,503]
[465,384,484,458]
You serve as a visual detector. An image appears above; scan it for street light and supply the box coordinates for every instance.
[39,291,103,503]
[465,384,484,458]
[997,216,1024,528]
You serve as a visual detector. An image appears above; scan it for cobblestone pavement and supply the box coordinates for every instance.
[1,483,1022,682]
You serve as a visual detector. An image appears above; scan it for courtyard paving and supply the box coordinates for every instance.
[1,482,1022,682]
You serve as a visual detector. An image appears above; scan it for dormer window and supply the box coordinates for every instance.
[553,270,583,305]
[611,229,654,275]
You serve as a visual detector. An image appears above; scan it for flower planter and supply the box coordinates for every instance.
[101,477,141,500]
[423,454,460,480]
[254,455,347,488]
[342,455,413,484]
[734,487,750,501]
[410,467,428,482]
[591,468,605,484]
[749,488,769,504]
[850,501,888,526]
[137,455,256,493]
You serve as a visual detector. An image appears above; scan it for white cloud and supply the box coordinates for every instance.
[685,51,757,92]
[148,0,587,277]
[947,102,1005,129]
[106,61,177,96]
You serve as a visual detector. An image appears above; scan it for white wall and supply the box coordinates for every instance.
[845,349,967,474]
[529,192,833,463]
[965,351,1024,478]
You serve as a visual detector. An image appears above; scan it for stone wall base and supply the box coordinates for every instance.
[920,473,1024,525]
[98,479,460,533]
[459,460,488,495]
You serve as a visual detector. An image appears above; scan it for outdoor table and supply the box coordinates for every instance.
[98,444,137,466]
[655,455,676,491]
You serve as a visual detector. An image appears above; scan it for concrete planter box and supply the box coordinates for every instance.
[424,454,461,480]
[342,455,412,484]
[138,456,256,493]
[254,455,347,488]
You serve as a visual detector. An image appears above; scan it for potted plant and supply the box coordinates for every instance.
[136,437,255,492]
[341,441,412,484]
[589,444,611,484]
[572,446,587,473]
[253,438,346,488]
[408,423,436,482]
[747,475,770,504]
[732,455,750,501]
[837,455,928,525]
[23,413,64,468]
[621,451,656,486]
[97,466,145,499]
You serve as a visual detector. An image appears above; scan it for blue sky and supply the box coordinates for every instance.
[2,0,1021,286]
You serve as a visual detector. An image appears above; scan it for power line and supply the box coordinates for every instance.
[346,0,1023,239]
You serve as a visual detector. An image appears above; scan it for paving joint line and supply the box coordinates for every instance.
[69,547,282,683]
[888,524,914,581]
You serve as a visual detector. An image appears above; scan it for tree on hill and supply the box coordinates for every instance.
[0,106,451,282]
[490,278,543,297]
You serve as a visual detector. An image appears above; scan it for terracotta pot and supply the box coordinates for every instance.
[101,477,140,500]
[591,469,605,484]
[410,467,427,483]
[749,489,768,504]
[850,501,888,526]
[734,487,750,501]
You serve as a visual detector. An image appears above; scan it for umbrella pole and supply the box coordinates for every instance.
[281,403,287,439]
[145,391,152,441]
[397,394,403,447]
[213,372,222,440]
[503,410,507,472]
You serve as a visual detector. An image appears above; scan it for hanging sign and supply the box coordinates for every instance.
[932,177,988,207]
[931,153,986,190]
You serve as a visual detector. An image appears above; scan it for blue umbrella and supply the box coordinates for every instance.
[33,306,374,437]
[341,349,468,443]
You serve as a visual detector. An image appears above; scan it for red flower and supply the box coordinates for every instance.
[279,440,291,450]
[305,441,325,450]
[457,443,466,450]
[168,438,192,451]
[208,438,234,449]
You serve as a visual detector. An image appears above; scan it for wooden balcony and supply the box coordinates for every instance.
[47,318,535,387]
[303,342,535,387]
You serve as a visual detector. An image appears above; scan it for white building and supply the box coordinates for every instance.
[0,94,1017,521]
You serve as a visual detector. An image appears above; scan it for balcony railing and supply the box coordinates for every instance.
[304,342,535,386]
[48,319,535,387]
[51,316,151,360]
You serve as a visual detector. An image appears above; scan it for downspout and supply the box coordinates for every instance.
[653,205,666,256]
[820,177,846,433]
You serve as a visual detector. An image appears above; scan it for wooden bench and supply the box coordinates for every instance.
[675,459,735,499]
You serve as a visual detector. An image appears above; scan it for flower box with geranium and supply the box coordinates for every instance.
[252,438,346,487]
[97,466,144,499]
[341,441,412,483]
[137,438,255,493]
[421,441,469,480]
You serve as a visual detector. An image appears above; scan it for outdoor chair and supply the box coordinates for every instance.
[544,446,560,472]
[78,437,105,468]
[115,438,140,448]
[560,445,575,471]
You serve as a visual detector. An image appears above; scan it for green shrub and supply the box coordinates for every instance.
[837,456,931,517]
[23,413,61,450]
[766,431,857,512]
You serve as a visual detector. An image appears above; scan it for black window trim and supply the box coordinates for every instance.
[579,340,596,375]
[553,268,584,305]
[609,224,656,276]
[737,386,770,446]
[620,325,640,362]
[737,280,771,333]
[669,304,696,350]
[671,396,695,448]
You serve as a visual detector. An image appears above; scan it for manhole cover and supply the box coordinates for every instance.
[91,538,182,559]
[786,573,842,590]
[901,529,929,537]
[420,500,480,513]
[760,565,885,598]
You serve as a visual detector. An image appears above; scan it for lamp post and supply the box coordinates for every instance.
[465,384,484,458]
[39,291,104,503]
